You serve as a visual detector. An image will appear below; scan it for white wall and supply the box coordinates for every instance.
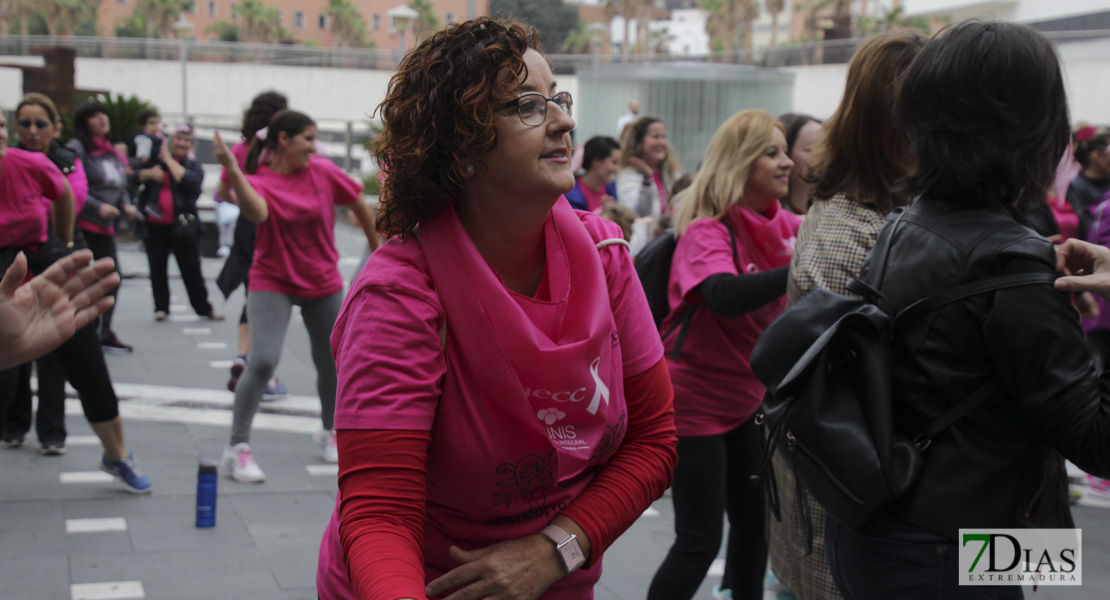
[905,0,1108,21]
[3,50,1107,143]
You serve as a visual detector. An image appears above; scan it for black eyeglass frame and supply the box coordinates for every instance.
[17,119,52,131]
[495,91,574,126]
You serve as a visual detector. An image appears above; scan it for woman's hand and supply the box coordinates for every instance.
[628,156,652,179]
[213,131,236,170]
[140,166,165,183]
[97,203,120,219]
[424,535,564,600]
[1055,239,1110,298]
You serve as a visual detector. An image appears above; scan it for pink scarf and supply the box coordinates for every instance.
[89,136,130,167]
[418,199,627,496]
[726,201,798,270]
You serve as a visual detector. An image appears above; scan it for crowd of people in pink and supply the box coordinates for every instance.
[6,13,1110,600]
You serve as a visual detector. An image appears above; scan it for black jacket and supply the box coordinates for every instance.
[131,157,205,222]
[861,198,1110,539]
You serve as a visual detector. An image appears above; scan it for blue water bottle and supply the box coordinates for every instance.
[196,461,218,528]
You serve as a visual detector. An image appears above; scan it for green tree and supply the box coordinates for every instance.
[407,0,440,43]
[135,0,194,38]
[326,0,368,47]
[2,0,39,35]
[766,0,785,47]
[490,0,578,55]
[206,20,239,41]
[238,0,289,43]
[115,13,148,37]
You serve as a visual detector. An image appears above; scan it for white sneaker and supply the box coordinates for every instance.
[315,429,339,464]
[221,442,265,483]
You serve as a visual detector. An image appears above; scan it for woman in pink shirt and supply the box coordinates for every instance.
[214,109,382,481]
[314,18,678,600]
[0,104,152,493]
[647,110,799,600]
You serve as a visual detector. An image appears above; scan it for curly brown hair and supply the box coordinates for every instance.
[374,17,543,236]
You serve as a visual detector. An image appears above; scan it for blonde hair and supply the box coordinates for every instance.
[674,109,782,235]
[16,92,61,124]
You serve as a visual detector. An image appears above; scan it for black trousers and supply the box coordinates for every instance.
[145,222,213,315]
[82,230,121,336]
[648,416,767,600]
[827,516,1025,600]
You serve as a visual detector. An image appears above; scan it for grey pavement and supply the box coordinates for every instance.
[2,222,1110,599]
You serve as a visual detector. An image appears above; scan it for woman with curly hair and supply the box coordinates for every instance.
[213,109,381,480]
[315,17,678,600]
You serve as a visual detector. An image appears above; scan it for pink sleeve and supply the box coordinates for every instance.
[331,240,446,431]
[69,159,89,214]
[672,219,740,302]
[590,218,664,378]
[317,158,364,206]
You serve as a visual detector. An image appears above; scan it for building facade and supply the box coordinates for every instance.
[96,0,488,49]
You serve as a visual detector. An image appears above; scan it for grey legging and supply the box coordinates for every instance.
[229,290,343,445]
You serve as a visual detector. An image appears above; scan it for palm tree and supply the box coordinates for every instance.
[1,0,40,35]
[135,0,193,38]
[701,0,744,60]
[238,0,285,43]
[766,0,784,48]
[408,0,440,44]
[327,0,368,47]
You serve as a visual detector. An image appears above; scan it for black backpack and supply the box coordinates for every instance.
[749,208,1054,533]
[634,224,737,358]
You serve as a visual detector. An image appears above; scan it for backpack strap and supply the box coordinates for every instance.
[893,271,1056,449]
[596,238,631,251]
[663,222,739,360]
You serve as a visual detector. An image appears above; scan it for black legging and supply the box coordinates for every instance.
[82,230,121,336]
[648,416,768,600]
[145,222,213,315]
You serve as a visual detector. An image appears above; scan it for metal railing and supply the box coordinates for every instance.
[1,28,1107,72]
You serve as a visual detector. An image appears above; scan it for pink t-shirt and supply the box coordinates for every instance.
[245,156,362,298]
[663,206,800,437]
[319,209,663,599]
[150,173,176,225]
[0,148,66,249]
[1048,194,1079,242]
[219,141,250,184]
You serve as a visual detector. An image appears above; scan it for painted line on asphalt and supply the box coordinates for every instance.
[182,327,212,335]
[708,558,725,577]
[210,360,233,369]
[60,471,115,484]
[71,580,145,600]
[306,464,339,477]
[170,305,188,312]
[66,518,128,533]
[169,315,200,322]
[642,507,660,518]
[197,342,228,350]
[68,435,100,446]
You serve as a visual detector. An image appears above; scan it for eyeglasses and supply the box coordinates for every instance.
[17,119,51,131]
[496,91,573,126]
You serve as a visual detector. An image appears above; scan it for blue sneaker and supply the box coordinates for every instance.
[263,378,289,401]
[99,453,153,494]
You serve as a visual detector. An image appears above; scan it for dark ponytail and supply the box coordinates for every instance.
[244,109,316,174]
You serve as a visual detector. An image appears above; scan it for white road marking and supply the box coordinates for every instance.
[708,558,725,577]
[60,472,115,484]
[641,507,661,517]
[67,436,100,446]
[306,464,339,476]
[66,518,128,533]
[210,360,233,369]
[71,580,145,600]
[197,342,228,350]
[182,327,212,335]
[169,315,200,322]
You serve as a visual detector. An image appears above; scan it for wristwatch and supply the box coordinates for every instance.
[541,524,586,574]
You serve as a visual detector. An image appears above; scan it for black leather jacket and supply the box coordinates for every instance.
[861,198,1110,539]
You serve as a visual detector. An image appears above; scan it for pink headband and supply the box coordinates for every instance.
[1076,126,1097,143]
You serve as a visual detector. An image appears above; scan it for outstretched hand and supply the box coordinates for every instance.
[424,535,564,600]
[0,250,120,370]
[213,131,236,170]
[1055,239,1110,298]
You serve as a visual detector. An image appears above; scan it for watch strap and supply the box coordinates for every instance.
[541,524,586,574]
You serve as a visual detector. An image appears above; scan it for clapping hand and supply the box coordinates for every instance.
[213,131,236,170]
[1055,239,1110,298]
[0,250,120,369]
